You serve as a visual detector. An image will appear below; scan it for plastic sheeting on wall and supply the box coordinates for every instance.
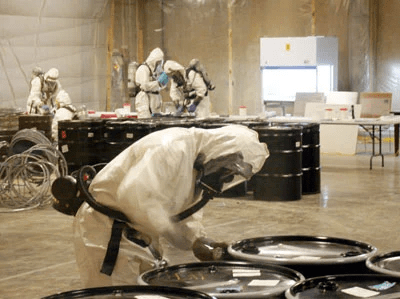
[0,0,109,110]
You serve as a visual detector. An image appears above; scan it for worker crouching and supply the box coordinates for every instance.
[52,124,269,288]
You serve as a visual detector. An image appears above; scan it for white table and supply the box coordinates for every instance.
[268,116,400,169]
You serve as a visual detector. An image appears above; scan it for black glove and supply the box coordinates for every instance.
[192,237,231,261]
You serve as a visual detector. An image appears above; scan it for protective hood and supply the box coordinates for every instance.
[56,90,72,107]
[44,68,59,82]
[88,125,269,249]
[145,47,164,72]
[164,60,185,78]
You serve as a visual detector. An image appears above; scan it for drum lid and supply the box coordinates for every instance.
[366,251,400,277]
[285,274,400,299]
[252,125,303,133]
[138,261,304,298]
[228,235,377,265]
[42,285,214,299]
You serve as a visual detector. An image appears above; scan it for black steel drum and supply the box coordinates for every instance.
[58,119,105,172]
[41,285,214,299]
[103,120,156,162]
[252,126,303,201]
[269,122,321,195]
[285,274,400,299]
[138,261,305,299]
[154,118,198,130]
[300,123,320,194]
[228,236,377,278]
[19,114,53,141]
[366,251,400,277]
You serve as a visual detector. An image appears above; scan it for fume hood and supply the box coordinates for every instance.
[260,36,338,104]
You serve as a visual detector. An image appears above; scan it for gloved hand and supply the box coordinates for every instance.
[192,237,231,261]
[188,103,197,113]
[157,72,169,87]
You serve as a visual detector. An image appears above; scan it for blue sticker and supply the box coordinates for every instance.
[369,281,396,291]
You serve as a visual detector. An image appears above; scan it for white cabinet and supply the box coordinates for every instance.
[260,36,338,103]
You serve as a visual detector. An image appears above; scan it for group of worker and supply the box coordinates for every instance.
[26,67,77,142]
[26,47,214,143]
[134,47,215,119]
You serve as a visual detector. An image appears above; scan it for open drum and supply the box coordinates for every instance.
[138,261,305,299]
[228,235,377,278]
[366,251,400,277]
[41,285,214,299]
[285,274,400,299]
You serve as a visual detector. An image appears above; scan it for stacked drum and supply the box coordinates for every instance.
[0,108,23,161]
[103,120,157,162]
[58,119,105,172]
[56,117,322,201]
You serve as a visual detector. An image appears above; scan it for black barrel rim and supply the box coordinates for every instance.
[285,274,400,299]
[138,261,305,298]
[228,235,377,265]
[366,251,400,278]
[41,285,214,299]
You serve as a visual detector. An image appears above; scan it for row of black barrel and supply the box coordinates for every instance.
[57,117,321,201]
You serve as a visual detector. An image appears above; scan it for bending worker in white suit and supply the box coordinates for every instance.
[52,124,269,287]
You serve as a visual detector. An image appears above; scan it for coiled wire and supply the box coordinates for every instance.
[0,143,68,212]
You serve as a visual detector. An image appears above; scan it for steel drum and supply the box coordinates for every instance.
[41,285,214,299]
[228,235,377,278]
[366,251,400,277]
[251,126,303,201]
[285,274,400,299]
[138,261,305,299]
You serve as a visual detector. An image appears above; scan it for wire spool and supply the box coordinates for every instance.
[0,144,67,211]
[8,128,52,156]
[138,261,305,299]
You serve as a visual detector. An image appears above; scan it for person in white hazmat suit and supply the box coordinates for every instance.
[26,66,45,114]
[163,60,188,110]
[70,124,269,287]
[42,67,65,114]
[185,58,213,118]
[135,48,167,118]
[51,88,75,142]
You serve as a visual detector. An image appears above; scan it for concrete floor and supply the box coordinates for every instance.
[1,143,400,298]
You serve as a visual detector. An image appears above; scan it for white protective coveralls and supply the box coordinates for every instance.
[51,90,75,142]
[73,124,269,287]
[163,60,186,108]
[26,67,44,114]
[135,48,164,118]
[43,68,63,114]
[186,66,211,118]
